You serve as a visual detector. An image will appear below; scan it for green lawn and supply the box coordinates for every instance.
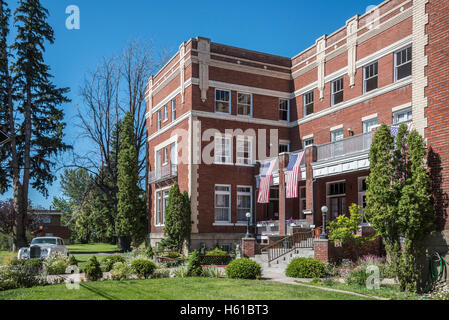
[0,278,373,300]
[67,243,121,254]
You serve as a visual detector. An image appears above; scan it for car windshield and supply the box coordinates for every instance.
[31,238,57,245]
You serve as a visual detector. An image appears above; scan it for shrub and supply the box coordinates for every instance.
[186,250,202,277]
[285,258,326,279]
[173,266,189,278]
[101,255,126,272]
[145,246,154,259]
[0,261,45,291]
[44,253,70,275]
[202,266,224,278]
[153,267,170,278]
[110,261,133,280]
[345,266,369,286]
[68,256,78,266]
[84,256,103,281]
[206,248,227,255]
[131,259,156,278]
[225,258,261,280]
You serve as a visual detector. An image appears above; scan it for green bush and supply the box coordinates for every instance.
[285,258,326,279]
[83,256,103,281]
[101,255,127,272]
[110,262,133,280]
[225,258,261,280]
[0,261,45,291]
[131,259,156,278]
[187,250,202,276]
[346,266,369,286]
[153,267,170,278]
[44,253,70,275]
[145,246,154,259]
[206,248,227,255]
[68,256,78,266]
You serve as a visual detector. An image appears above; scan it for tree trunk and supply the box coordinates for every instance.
[118,236,131,252]
[12,181,27,250]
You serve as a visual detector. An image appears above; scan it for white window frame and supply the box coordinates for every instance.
[393,107,413,125]
[157,110,161,130]
[163,147,168,166]
[394,45,412,82]
[236,136,254,166]
[215,89,231,114]
[237,92,253,117]
[237,186,253,223]
[214,133,233,165]
[363,61,378,93]
[162,189,169,225]
[330,128,344,142]
[363,118,378,133]
[303,91,314,116]
[155,191,162,226]
[279,99,290,122]
[303,137,314,147]
[214,184,231,224]
[163,104,168,122]
[331,77,344,106]
[171,98,176,121]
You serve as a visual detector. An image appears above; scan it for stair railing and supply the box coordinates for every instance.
[260,230,314,264]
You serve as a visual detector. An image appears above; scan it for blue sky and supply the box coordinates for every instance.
[1,0,381,207]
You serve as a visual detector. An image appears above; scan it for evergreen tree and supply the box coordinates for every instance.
[0,0,71,249]
[115,112,144,251]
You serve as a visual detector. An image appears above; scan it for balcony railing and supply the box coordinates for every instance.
[316,132,373,162]
[149,164,178,184]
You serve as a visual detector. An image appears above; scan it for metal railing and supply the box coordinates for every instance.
[149,164,177,184]
[260,230,314,264]
[316,132,372,162]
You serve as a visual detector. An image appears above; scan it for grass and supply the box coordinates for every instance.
[0,277,373,300]
[296,278,420,300]
[67,243,121,254]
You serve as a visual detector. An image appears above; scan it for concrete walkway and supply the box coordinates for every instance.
[262,269,390,300]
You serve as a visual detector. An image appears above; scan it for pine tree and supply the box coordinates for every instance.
[1,0,71,249]
[115,112,144,251]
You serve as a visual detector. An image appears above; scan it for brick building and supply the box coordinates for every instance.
[28,209,71,244]
[145,0,449,251]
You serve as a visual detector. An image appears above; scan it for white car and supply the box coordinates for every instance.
[18,237,69,260]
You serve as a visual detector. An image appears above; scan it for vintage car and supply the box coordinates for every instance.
[17,237,69,260]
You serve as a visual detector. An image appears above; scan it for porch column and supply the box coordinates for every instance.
[279,153,289,235]
[304,145,317,226]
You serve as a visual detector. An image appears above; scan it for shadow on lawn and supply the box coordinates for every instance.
[80,283,121,300]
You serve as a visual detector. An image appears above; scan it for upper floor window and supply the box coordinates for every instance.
[331,77,344,106]
[395,46,412,81]
[214,134,232,164]
[170,143,177,165]
[279,99,289,121]
[279,143,290,154]
[163,104,168,122]
[363,61,378,93]
[215,185,231,223]
[236,137,253,165]
[171,98,176,120]
[363,118,378,133]
[157,110,162,130]
[303,137,314,147]
[331,128,344,142]
[304,91,314,116]
[237,93,252,117]
[215,89,231,114]
[393,108,412,125]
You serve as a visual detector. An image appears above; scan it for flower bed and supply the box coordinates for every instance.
[199,254,234,266]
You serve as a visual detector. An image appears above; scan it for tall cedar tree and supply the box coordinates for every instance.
[162,182,192,252]
[115,112,145,250]
[0,0,70,249]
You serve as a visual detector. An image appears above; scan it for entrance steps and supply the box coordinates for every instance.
[252,247,315,273]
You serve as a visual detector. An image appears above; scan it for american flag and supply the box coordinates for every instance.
[257,158,277,203]
[285,151,305,198]
[391,122,414,138]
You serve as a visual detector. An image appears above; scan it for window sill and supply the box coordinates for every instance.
[235,163,255,167]
[394,75,412,83]
[213,162,234,166]
[213,222,233,226]
[155,224,165,227]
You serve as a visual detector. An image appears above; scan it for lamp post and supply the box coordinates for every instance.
[320,205,328,239]
[245,212,251,238]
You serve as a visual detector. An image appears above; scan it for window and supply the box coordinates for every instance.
[303,138,314,147]
[156,150,161,175]
[162,190,169,224]
[163,147,168,165]
[303,91,314,116]
[279,143,290,154]
[395,46,412,81]
[237,186,252,222]
[214,134,232,164]
[363,118,378,133]
[215,185,231,222]
[393,108,413,125]
[300,186,307,215]
[170,143,177,165]
[155,191,162,225]
[43,217,51,224]
[363,61,378,93]
[331,128,344,142]
[171,98,176,120]
[215,89,231,114]
[327,181,347,221]
[157,110,161,130]
[237,93,252,116]
[163,104,168,122]
[279,99,289,121]
[236,137,253,165]
[331,77,344,105]
[358,177,368,223]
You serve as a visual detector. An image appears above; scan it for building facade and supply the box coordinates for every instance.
[28,209,71,244]
[146,0,449,251]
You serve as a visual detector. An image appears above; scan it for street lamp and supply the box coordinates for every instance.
[320,206,328,239]
[245,212,252,238]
